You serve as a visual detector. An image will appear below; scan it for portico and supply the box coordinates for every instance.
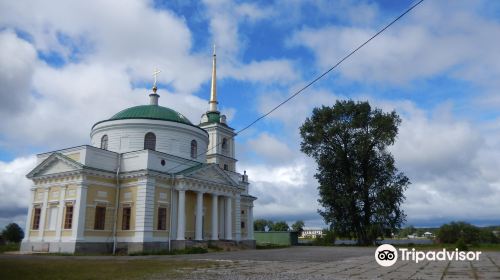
[172,163,255,246]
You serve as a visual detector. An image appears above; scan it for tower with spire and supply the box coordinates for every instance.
[200,46,237,172]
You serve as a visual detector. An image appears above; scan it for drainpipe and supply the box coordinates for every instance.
[112,154,121,255]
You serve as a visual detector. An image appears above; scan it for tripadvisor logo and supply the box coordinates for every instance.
[375,244,482,267]
[375,244,398,267]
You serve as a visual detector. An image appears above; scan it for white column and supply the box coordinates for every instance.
[39,188,49,240]
[55,186,67,241]
[225,196,232,240]
[211,194,218,240]
[176,190,186,240]
[135,177,155,241]
[23,188,36,240]
[247,206,254,240]
[235,195,241,241]
[195,191,204,241]
[72,183,88,241]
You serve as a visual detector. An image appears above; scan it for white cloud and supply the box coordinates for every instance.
[242,159,324,226]
[247,132,294,164]
[0,30,37,115]
[0,155,36,230]
[202,0,298,84]
[287,0,500,94]
[225,59,298,84]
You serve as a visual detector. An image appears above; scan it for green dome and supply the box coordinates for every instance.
[96,105,193,126]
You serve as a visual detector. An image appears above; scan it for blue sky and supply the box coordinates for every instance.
[1,0,500,230]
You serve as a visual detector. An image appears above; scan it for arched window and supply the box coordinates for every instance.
[144,132,156,150]
[190,140,197,159]
[221,138,228,150]
[101,135,108,150]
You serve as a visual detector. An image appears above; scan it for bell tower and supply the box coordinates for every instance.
[199,46,237,171]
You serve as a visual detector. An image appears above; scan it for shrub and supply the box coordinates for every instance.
[437,221,480,244]
[1,223,24,243]
[313,229,336,246]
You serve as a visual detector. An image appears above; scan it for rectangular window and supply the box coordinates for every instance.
[157,207,167,230]
[64,205,73,229]
[241,221,245,229]
[32,208,41,230]
[122,207,131,230]
[94,206,106,230]
[48,207,58,230]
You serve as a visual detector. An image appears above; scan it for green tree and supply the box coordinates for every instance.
[272,221,290,231]
[437,221,480,244]
[291,220,305,235]
[254,219,270,231]
[398,225,416,238]
[300,100,410,245]
[1,223,24,243]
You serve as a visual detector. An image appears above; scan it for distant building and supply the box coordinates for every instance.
[423,232,433,238]
[300,228,323,238]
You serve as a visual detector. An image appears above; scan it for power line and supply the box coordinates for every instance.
[167,0,424,174]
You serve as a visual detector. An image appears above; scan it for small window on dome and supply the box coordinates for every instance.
[144,132,156,151]
[191,140,197,159]
[101,135,108,150]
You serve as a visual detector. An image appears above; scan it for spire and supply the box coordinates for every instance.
[209,44,218,112]
[150,67,161,105]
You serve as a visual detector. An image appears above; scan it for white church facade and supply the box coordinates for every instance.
[21,52,257,253]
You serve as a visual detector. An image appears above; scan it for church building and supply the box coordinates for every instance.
[21,51,257,253]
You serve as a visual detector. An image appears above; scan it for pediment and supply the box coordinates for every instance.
[27,153,83,178]
[181,164,238,186]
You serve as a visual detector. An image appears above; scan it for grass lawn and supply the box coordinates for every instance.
[0,257,219,280]
[0,243,20,253]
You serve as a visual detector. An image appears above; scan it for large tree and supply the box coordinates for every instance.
[291,220,305,235]
[2,223,24,243]
[300,100,409,245]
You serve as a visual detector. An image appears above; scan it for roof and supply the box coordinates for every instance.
[93,105,193,128]
[111,105,192,124]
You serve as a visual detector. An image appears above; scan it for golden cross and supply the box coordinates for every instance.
[152,67,161,87]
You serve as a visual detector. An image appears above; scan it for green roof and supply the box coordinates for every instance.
[102,105,192,125]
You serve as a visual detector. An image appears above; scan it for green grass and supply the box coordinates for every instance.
[256,243,290,249]
[0,243,20,253]
[0,257,218,280]
[128,246,208,256]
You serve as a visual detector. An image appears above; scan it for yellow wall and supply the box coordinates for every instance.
[84,185,116,237]
[203,194,214,239]
[153,187,171,235]
[185,191,196,239]
[87,176,115,184]
[116,186,137,233]
[66,152,80,161]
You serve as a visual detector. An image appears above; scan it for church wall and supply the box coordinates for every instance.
[185,191,196,240]
[240,206,248,238]
[66,152,80,162]
[203,194,213,240]
[152,186,171,238]
[116,185,137,236]
[87,176,115,184]
[83,185,117,238]
[91,120,208,162]
[84,147,119,171]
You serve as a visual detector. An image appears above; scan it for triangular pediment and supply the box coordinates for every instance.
[27,153,83,178]
[180,164,238,186]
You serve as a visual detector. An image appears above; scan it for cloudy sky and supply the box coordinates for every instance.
[1,0,500,230]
